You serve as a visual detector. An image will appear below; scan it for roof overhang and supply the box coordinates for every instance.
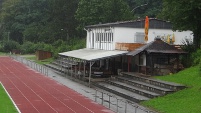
[59,48,128,61]
[147,50,188,54]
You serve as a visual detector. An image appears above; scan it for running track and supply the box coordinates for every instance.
[0,57,114,113]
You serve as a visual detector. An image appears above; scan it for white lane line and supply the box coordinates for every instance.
[53,87,96,113]
[6,77,41,113]
[0,82,21,113]
[8,72,59,113]
[20,64,99,113]
[1,60,40,113]
[30,74,97,113]
[10,62,76,113]
[20,76,77,113]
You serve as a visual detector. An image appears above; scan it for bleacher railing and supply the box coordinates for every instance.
[94,89,156,113]
[10,55,156,113]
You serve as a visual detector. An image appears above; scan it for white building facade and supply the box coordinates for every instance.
[85,18,193,51]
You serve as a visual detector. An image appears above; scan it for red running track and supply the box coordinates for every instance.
[0,57,114,113]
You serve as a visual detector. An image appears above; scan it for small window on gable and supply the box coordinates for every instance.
[134,32,145,43]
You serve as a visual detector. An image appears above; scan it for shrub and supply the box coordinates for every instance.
[192,49,201,65]
[199,62,201,75]
[3,40,20,53]
[180,38,195,67]
[20,41,35,54]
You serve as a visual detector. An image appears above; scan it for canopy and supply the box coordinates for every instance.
[59,48,128,61]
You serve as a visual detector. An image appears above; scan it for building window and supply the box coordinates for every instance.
[134,32,145,43]
[95,32,113,42]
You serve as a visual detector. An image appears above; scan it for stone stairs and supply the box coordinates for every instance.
[92,72,186,103]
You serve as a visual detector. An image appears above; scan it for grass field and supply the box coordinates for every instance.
[142,66,201,113]
[24,55,54,65]
[0,83,18,113]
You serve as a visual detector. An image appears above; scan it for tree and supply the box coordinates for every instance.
[159,0,201,49]
[75,0,133,35]
[126,0,163,19]
[46,0,79,40]
[0,0,49,44]
[0,0,79,44]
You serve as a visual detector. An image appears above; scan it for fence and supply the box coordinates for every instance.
[10,55,48,76]
[10,55,156,113]
[94,89,156,113]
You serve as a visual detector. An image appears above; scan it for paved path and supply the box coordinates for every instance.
[0,57,114,113]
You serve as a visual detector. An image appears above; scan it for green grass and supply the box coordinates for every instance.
[0,83,18,113]
[141,66,201,113]
[0,52,7,56]
[23,55,54,65]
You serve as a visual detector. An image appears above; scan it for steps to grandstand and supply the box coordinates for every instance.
[92,72,186,103]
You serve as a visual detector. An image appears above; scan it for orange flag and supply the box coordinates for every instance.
[144,16,149,42]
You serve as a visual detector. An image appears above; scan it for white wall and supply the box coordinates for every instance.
[86,27,193,50]
[114,27,144,43]
[149,29,193,44]
[114,27,193,45]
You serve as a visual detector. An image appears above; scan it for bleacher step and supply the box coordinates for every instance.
[121,72,186,91]
[116,76,173,95]
[93,82,150,103]
[108,80,160,98]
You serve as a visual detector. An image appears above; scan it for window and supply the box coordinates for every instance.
[95,32,113,42]
[134,32,145,43]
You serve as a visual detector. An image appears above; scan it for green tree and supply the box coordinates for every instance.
[75,0,133,35]
[0,0,48,43]
[0,0,79,44]
[159,0,201,49]
[45,0,79,41]
[126,0,162,19]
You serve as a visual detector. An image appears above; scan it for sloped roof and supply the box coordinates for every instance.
[127,38,187,56]
[85,18,172,29]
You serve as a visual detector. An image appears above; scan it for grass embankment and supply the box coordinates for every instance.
[0,84,18,113]
[142,66,201,113]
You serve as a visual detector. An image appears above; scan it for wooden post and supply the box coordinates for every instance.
[121,56,123,71]
[127,56,131,72]
[138,54,140,73]
[177,54,179,72]
[150,54,153,76]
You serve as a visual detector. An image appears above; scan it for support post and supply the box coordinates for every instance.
[83,61,86,78]
[89,62,92,87]
[89,61,95,87]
